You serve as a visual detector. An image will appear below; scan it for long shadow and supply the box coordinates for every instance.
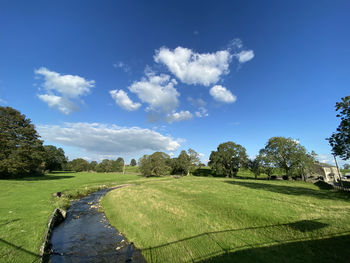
[0,218,20,227]
[0,238,41,262]
[199,234,350,263]
[225,180,350,201]
[141,219,339,263]
[1,175,75,181]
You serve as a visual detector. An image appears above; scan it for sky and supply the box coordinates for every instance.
[0,0,349,165]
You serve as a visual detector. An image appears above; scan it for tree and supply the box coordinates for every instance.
[188,148,201,166]
[130,159,137,166]
[139,152,171,177]
[43,145,67,171]
[89,161,97,171]
[261,137,315,179]
[295,151,317,182]
[343,164,350,170]
[113,157,124,172]
[327,96,350,160]
[96,159,113,172]
[258,149,275,180]
[171,150,191,175]
[0,106,45,177]
[248,158,261,179]
[208,141,248,177]
[69,158,90,172]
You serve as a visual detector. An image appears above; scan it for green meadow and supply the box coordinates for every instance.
[102,176,350,263]
[1,170,350,262]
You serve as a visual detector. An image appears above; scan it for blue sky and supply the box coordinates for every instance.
[0,0,349,165]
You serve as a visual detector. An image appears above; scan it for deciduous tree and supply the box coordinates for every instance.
[139,152,171,177]
[208,141,248,177]
[43,145,67,172]
[261,137,315,179]
[130,159,137,166]
[0,106,45,177]
[327,96,350,160]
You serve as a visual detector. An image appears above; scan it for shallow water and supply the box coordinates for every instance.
[49,186,145,263]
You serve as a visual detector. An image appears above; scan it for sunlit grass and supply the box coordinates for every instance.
[102,176,350,262]
[0,171,142,262]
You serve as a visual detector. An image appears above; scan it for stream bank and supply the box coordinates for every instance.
[48,186,145,263]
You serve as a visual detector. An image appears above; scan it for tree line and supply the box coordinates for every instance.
[137,137,316,181]
[1,94,349,178]
[0,106,137,178]
[138,149,202,177]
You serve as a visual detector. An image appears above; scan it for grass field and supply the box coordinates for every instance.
[102,176,350,263]
[0,170,143,263]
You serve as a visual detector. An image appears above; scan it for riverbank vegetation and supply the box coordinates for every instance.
[0,171,143,262]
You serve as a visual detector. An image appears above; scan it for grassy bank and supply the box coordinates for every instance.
[102,176,350,262]
[0,171,143,262]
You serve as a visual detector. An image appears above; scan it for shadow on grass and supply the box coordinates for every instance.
[192,168,214,177]
[1,174,75,181]
[49,171,76,174]
[199,234,350,263]
[225,180,350,201]
[0,218,20,227]
[141,219,339,263]
[0,238,41,262]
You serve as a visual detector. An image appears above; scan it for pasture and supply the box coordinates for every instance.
[102,176,350,262]
[1,170,350,262]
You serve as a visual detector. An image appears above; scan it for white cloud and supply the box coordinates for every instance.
[195,107,209,118]
[188,97,207,107]
[236,50,254,63]
[166,111,193,123]
[113,62,130,72]
[128,72,179,113]
[35,67,94,98]
[109,89,141,111]
[35,67,95,114]
[154,46,231,86]
[209,85,236,103]
[37,122,180,155]
[37,94,78,114]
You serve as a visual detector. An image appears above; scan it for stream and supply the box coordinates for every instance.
[49,186,146,263]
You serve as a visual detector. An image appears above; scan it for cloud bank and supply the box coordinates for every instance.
[37,122,180,155]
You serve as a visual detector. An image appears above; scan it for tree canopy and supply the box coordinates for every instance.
[130,159,137,166]
[0,106,45,177]
[261,137,315,179]
[43,145,67,171]
[139,152,171,177]
[327,96,350,160]
[208,141,248,177]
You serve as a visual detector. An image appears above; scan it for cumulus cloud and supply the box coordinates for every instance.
[209,85,236,103]
[35,67,94,98]
[166,111,193,123]
[128,72,179,113]
[154,46,231,86]
[35,67,95,114]
[37,94,78,114]
[109,89,141,111]
[37,122,180,155]
[236,50,255,63]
